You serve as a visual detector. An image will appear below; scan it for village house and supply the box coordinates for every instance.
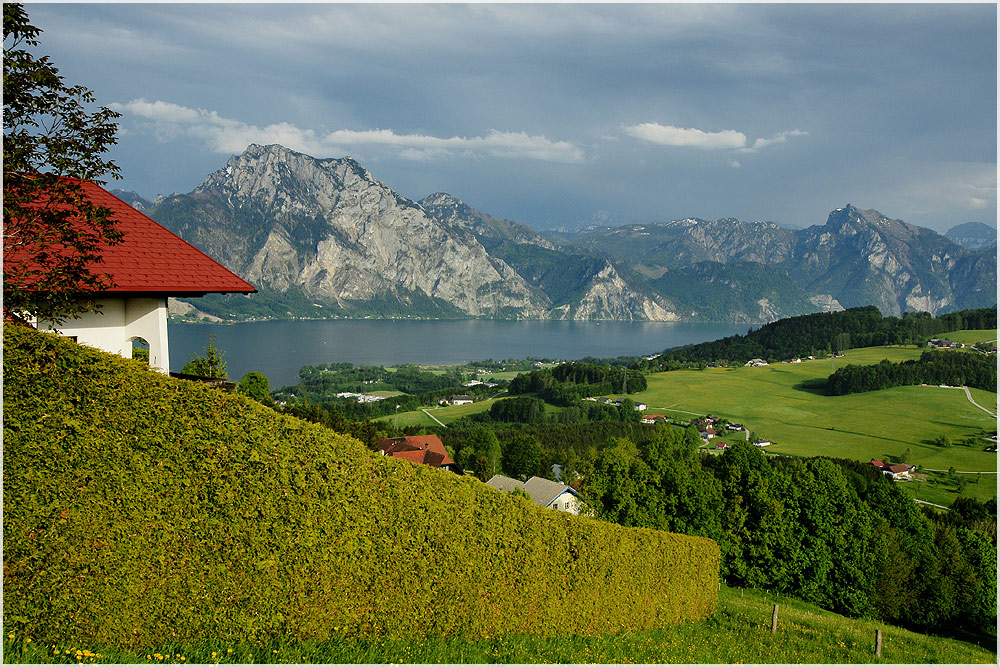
[450,395,475,405]
[869,459,915,480]
[377,435,462,474]
[643,414,667,424]
[9,179,255,373]
[745,358,768,367]
[486,474,582,514]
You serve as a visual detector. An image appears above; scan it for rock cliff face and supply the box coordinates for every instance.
[788,205,994,316]
[149,144,676,320]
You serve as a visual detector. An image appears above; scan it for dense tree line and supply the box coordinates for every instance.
[282,363,468,399]
[442,420,664,483]
[489,396,546,423]
[640,307,997,370]
[508,362,646,405]
[828,350,997,395]
[276,361,506,421]
[582,436,997,637]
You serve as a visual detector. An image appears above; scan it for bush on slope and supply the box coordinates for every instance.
[2,324,719,648]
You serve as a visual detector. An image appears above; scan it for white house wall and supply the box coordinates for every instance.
[42,297,171,373]
[549,491,583,515]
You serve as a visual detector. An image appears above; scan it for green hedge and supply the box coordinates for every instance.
[3,324,719,648]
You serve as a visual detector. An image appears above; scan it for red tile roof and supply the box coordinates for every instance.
[377,435,457,469]
[6,178,255,296]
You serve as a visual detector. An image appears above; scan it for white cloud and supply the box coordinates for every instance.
[112,99,585,164]
[624,123,746,150]
[741,129,809,153]
[624,122,807,154]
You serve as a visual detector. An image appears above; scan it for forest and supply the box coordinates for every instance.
[640,306,997,370]
[507,362,647,405]
[581,432,996,639]
[828,349,997,395]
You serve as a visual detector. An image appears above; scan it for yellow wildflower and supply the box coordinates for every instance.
[7,632,14,639]
[26,638,31,643]
[227,648,233,653]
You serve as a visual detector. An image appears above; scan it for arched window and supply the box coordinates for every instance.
[130,336,150,365]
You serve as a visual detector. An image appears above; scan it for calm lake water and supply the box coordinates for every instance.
[168,319,750,388]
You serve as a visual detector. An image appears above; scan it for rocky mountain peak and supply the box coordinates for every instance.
[421,192,464,208]
[825,204,894,229]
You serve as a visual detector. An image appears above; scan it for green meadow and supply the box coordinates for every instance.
[631,341,997,504]
[935,329,997,345]
[379,393,510,429]
[5,584,993,664]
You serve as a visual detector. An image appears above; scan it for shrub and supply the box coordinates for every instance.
[3,325,719,648]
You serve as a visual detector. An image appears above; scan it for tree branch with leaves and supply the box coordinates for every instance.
[3,2,123,324]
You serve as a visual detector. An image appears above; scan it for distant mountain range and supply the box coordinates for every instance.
[945,221,997,250]
[117,144,997,323]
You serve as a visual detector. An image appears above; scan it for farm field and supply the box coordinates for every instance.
[632,344,996,476]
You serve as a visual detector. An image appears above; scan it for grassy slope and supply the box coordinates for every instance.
[3,324,717,649]
[631,343,997,504]
[4,585,994,664]
[937,328,997,345]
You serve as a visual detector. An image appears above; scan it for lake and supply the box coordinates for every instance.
[168,319,750,388]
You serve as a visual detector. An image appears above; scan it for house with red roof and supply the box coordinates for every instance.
[377,435,462,474]
[869,459,915,480]
[6,179,255,373]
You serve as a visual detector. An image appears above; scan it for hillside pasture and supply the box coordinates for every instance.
[633,346,997,477]
[375,394,506,428]
[935,328,997,346]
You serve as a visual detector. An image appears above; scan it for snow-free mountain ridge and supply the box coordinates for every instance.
[138,144,996,323]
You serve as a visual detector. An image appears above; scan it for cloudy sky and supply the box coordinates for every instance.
[24,2,998,233]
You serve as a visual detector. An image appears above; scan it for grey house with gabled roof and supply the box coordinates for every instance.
[486,474,582,515]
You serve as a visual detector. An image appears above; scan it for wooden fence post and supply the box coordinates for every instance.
[875,629,882,657]
[771,604,779,634]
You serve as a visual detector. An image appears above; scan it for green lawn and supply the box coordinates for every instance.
[5,585,993,664]
[631,346,996,489]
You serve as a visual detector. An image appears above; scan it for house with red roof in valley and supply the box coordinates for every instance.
[5,179,255,373]
[869,459,915,480]
[377,435,463,474]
